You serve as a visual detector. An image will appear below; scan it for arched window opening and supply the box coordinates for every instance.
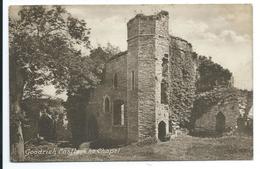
[113,73,118,89]
[104,97,110,113]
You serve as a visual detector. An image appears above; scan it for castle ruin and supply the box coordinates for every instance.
[85,11,252,143]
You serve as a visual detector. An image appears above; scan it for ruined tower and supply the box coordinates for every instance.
[126,11,170,142]
[86,10,237,144]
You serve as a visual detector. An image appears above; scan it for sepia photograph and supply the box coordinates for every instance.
[8,4,253,162]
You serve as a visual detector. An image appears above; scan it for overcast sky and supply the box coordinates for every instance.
[10,5,253,99]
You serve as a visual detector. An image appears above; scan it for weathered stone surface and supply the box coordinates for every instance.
[169,36,196,128]
[127,11,170,141]
[87,52,128,142]
[193,88,253,132]
[85,10,252,144]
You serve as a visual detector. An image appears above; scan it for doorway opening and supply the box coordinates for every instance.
[86,114,98,141]
[158,121,166,141]
[216,111,225,133]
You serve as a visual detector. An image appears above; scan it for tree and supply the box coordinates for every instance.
[65,44,121,147]
[89,43,121,82]
[9,5,96,161]
[196,58,232,92]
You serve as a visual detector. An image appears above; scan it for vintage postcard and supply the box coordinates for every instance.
[8,4,253,162]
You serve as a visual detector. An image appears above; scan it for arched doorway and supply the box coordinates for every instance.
[86,114,98,141]
[158,121,166,141]
[216,112,225,133]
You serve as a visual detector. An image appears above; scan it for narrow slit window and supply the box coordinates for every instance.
[131,71,135,90]
[121,104,125,125]
[113,73,118,89]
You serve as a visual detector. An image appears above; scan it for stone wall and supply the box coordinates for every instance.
[85,11,251,143]
[169,36,197,128]
[88,52,128,142]
[193,87,253,132]
[126,16,140,142]
[194,88,239,131]
[137,35,156,140]
[154,12,170,138]
[127,11,170,142]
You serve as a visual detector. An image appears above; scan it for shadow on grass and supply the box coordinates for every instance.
[57,141,75,148]
[89,139,127,149]
[189,130,223,138]
[56,139,127,149]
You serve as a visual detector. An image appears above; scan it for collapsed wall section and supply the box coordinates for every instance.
[193,87,252,132]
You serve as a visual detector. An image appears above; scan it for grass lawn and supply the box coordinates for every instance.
[25,135,253,162]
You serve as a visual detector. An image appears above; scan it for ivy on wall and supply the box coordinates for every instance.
[169,41,196,128]
[190,88,235,126]
[168,37,234,130]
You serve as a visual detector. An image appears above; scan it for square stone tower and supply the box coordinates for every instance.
[126,11,170,142]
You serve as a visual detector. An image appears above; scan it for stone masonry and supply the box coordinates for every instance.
[86,10,247,143]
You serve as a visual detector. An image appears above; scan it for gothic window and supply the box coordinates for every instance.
[131,71,135,90]
[113,100,124,126]
[113,73,118,89]
[104,96,110,113]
